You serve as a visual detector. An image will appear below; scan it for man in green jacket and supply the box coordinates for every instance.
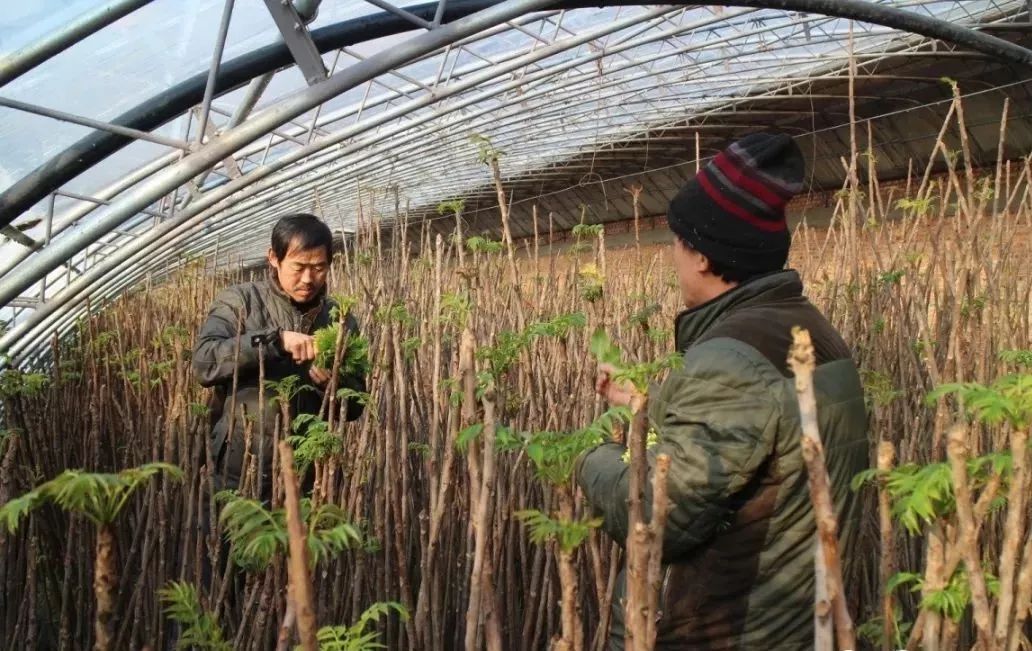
[193,214,366,496]
[580,133,868,650]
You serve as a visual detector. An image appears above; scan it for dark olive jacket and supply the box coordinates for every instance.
[190,280,367,427]
[577,270,868,650]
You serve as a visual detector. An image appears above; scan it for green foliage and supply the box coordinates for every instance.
[0,462,181,530]
[374,302,414,327]
[877,269,905,286]
[328,294,359,322]
[159,581,231,651]
[887,571,924,594]
[571,223,604,239]
[975,177,995,203]
[590,329,622,366]
[621,426,659,464]
[612,354,682,393]
[149,361,175,387]
[437,198,466,216]
[577,263,604,303]
[0,370,50,398]
[835,187,866,202]
[470,133,503,164]
[856,607,912,649]
[57,358,82,382]
[310,602,409,651]
[121,347,142,367]
[896,197,935,216]
[1000,349,1032,367]
[442,377,463,408]
[524,312,586,339]
[402,337,422,360]
[874,451,1009,535]
[923,567,972,622]
[342,335,371,377]
[439,292,471,330]
[589,329,681,391]
[89,330,118,352]
[861,369,903,408]
[928,373,1032,429]
[153,324,191,350]
[217,492,361,572]
[476,330,526,378]
[912,339,935,356]
[850,467,882,492]
[263,375,313,409]
[215,493,284,571]
[189,402,212,418]
[568,241,592,255]
[476,313,588,381]
[336,388,372,407]
[521,428,599,485]
[628,303,661,329]
[647,329,671,344]
[314,327,342,365]
[514,509,602,553]
[455,423,484,453]
[885,461,953,534]
[312,329,372,378]
[307,503,363,566]
[466,236,503,254]
[288,415,341,471]
[960,294,987,319]
[408,442,430,458]
[494,408,630,484]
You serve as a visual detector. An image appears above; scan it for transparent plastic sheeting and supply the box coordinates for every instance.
[0,0,1024,361]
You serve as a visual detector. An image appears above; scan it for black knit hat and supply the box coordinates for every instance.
[667,132,804,274]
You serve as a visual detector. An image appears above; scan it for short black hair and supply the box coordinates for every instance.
[271,214,333,261]
[677,235,761,284]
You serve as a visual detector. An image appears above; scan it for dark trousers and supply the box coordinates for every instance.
[211,385,325,497]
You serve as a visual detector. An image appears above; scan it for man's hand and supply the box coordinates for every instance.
[595,362,638,408]
[309,365,331,387]
[281,331,317,364]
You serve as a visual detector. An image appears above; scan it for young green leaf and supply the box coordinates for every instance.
[589,329,622,367]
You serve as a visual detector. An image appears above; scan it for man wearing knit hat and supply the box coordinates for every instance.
[578,132,868,650]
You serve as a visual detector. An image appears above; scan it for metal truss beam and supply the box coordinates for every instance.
[0,96,190,150]
[263,0,328,85]
[0,0,567,358]
[3,0,1032,230]
[5,0,1032,360]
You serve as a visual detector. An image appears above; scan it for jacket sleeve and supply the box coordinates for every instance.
[577,343,779,562]
[337,313,368,422]
[192,287,283,388]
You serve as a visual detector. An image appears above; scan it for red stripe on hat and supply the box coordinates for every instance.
[696,168,788,233]
[712,152,789,211]
[725,142,799,198]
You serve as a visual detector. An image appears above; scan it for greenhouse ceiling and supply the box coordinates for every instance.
[1,0,1032,363]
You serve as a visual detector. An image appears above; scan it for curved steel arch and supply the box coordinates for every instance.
[0,0,633,227]
[1,0,1031,361]
[1,0,1030,228]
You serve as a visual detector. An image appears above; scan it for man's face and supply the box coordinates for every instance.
[671,236,709,308]
[268,239,330,303]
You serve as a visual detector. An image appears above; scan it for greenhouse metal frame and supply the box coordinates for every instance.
[1,0,1031,362]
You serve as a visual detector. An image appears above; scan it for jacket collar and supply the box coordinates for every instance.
[673,269,803,351]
